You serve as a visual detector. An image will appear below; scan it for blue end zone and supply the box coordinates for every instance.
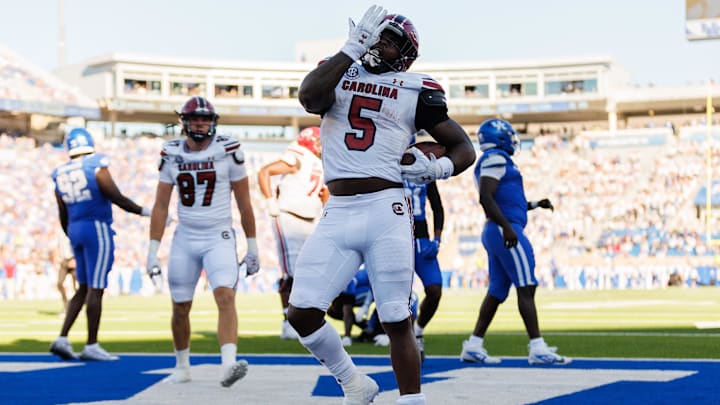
[0,354,718,404]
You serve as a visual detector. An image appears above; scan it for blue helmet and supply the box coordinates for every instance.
[65,128,95,157]
[477,118,519,155]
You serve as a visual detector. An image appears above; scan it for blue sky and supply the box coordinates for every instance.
[0,0,717,86]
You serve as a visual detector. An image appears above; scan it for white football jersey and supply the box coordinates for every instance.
[321,63,440,183]
[276,141,324,219]
[158,135,247,230]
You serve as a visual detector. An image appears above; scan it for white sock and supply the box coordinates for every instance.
[56,336,69,343]
[396,393,426,404]
[414,324,424,337]
[468,335,484,346]
[299,322,356,384]
[529,337,546,348]
[220,343,237,369]
[175,348,190,369]
[85,343,99,350]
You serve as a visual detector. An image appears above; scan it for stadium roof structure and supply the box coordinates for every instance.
[0,43,99,119]
[53,52,719,135]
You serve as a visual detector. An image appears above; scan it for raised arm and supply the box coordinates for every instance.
[298,5,388,114]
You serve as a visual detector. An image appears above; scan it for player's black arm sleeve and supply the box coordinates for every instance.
[427,181,444,237]
[414,90,450,131]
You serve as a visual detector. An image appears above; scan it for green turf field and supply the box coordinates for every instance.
[1,288,718,359]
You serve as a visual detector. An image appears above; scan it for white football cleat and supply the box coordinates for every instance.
[342,336,353,347]
[80,344,119,361]
[528,343,572,365]
[50,339,78,361]
[342,373,379,405]
[460,340,501,364]
[162,367,191,384]
[220,359,249,388]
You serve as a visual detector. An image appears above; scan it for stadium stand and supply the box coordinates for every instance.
[1,46,720,302]
[0,44,99,143]
[1,128,719,302]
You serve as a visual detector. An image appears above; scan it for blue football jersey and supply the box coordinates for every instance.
[52,153,113,224]
[343,267,372,306]
[474,149,528,228]
[404,181,428,221]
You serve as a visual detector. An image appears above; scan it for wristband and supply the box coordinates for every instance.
[141,207,151,217]
[436,156,455,180]
[530,201,539,209]
[148,239,161,257]
[340,43,366,62]
[246,237,258,254]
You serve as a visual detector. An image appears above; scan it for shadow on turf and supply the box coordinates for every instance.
[2,330,718,359]
[0,331,393,356]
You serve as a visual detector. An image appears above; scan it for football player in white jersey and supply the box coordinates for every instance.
[257,126,329,340]
[288,6,476,405]
[146,96,259,388]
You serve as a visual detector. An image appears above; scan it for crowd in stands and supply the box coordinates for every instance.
[1,130,719,303]
[0,47,91,107]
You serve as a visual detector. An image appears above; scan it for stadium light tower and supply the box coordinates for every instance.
[58,0,65,66]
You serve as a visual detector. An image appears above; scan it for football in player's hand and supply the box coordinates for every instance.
[401,141,447,165]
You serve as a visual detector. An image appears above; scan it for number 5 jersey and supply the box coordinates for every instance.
[320,62,449,183]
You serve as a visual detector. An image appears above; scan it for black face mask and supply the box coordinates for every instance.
[182,115,216,141]
[362,30,416,74]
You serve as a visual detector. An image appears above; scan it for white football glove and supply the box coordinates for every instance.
[400,148,455,185]
[355,304,370,323]
[266,198,280,217]
[242,237,260,276]
[373,334,390,347]
[147,265,164,293]
[340,5,389,61]
[241,252,260,276]
[146,240,163,291]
